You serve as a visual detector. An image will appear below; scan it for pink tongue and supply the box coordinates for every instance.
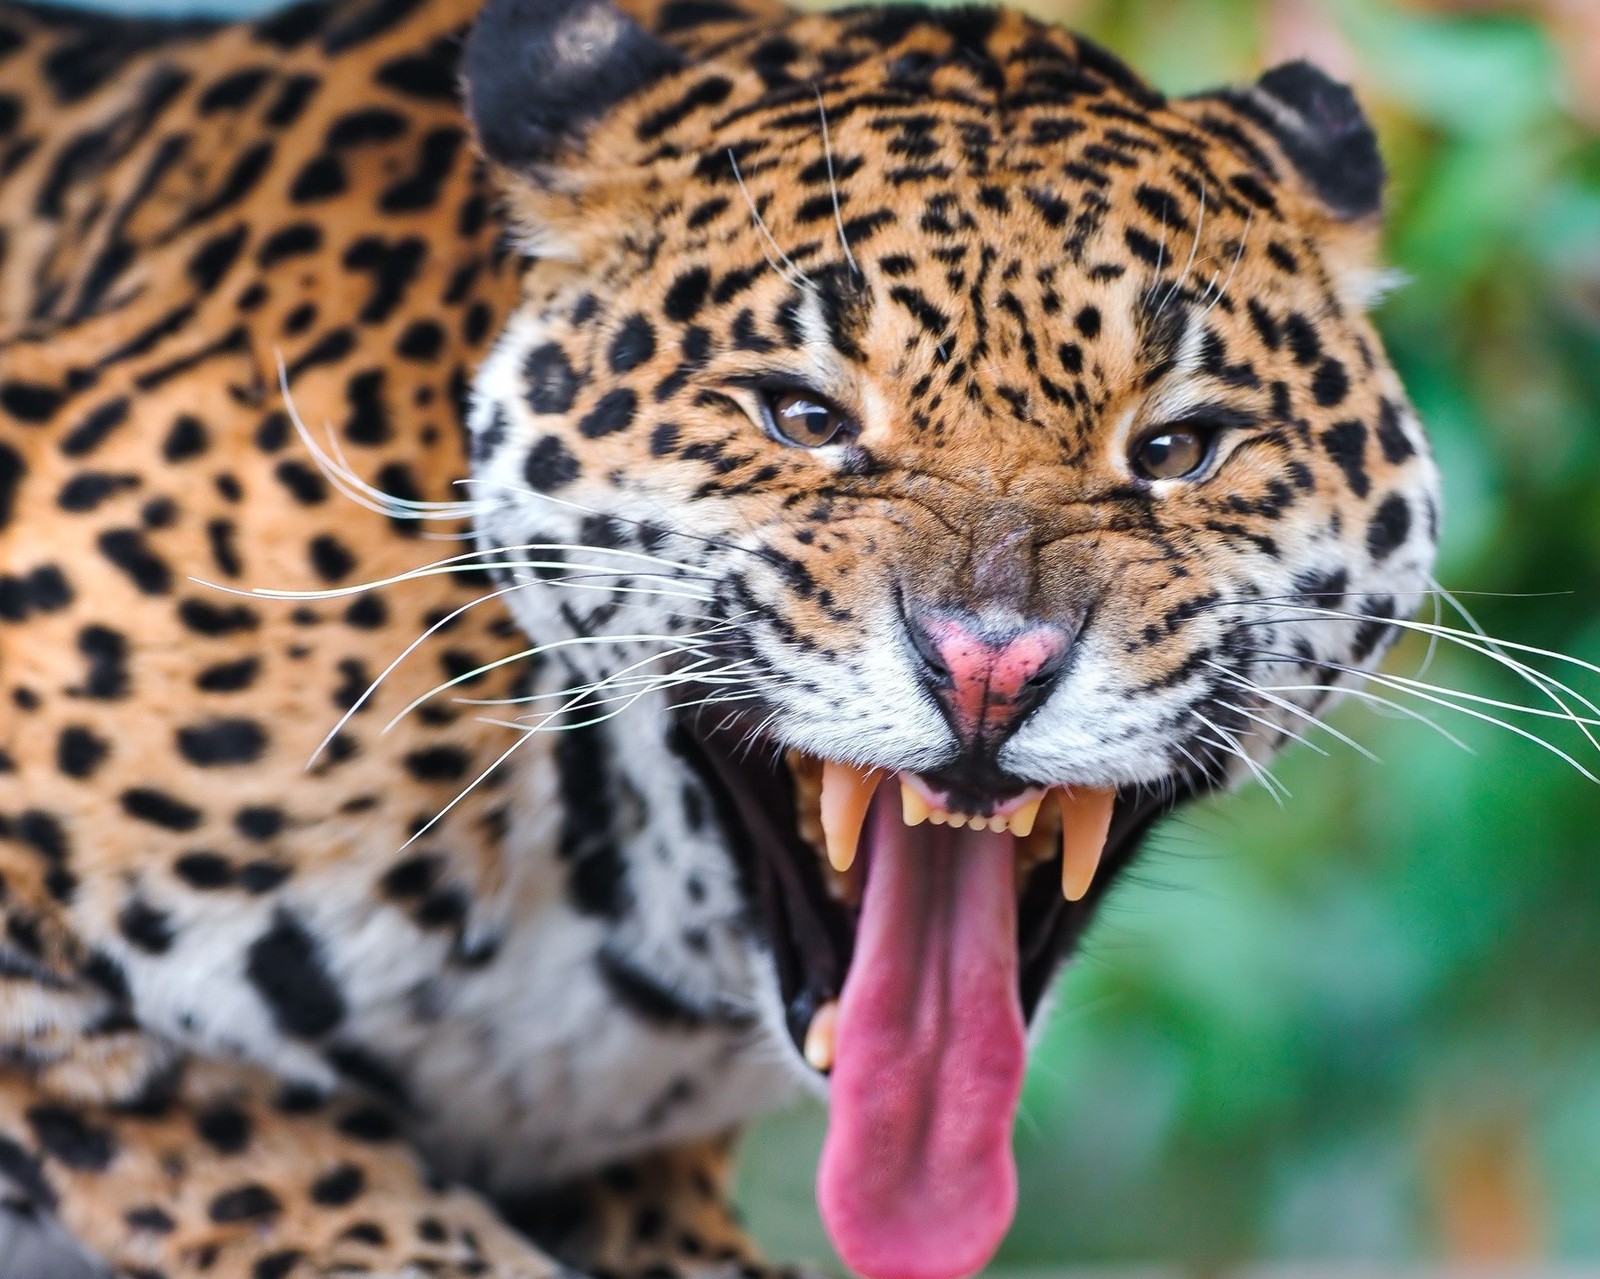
[817,795,1026,1279]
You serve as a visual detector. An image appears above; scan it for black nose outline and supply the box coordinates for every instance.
[899,599,1082,779]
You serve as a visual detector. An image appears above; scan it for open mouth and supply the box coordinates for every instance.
[679,715,1190,1279]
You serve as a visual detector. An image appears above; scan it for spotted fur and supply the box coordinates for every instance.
[0,0,1438,1272]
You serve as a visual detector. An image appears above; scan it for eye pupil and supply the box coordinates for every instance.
[1134,428,1207,479]
[766,390,846,447]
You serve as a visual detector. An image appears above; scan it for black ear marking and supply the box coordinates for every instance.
[1246,60,1384,220]
[464,0,684,170]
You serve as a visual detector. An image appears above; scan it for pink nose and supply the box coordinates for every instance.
[907,610,1071,744]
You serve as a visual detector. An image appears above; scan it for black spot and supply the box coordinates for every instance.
[179,599,260,636]
[78,625,130,699]
[118,897,174,954]
[310,1162,366,1206]
[345,594,387,628]
[62,398,130,457]
[255,1251,305,1279]
[663,267,711,322]
[649,422,680,456]
[27,1105,113,1171]
[0,442,23,533]
[290,152,346,201]
[577,388,637,439]
[163,415,208,462]
[188,225,248,292]
[126,1206,175,1233]
[199,66,271,114]
[523,343,578,415]
[1311,357,1349,407]
[175,852,234,889]
[0,565,73,620]
[57,471,138,513]
[608,315,656,373]
[236,806,285,841]
[380,854,438,898]
[197,657,260,693]
[396,319,444,361]
[239,862,291,894]
[209,1183,281,1224]
[404,746,470,781]
[1374,398,1415,464]
[524,435,579,492]
[122,788,202,832]
[1366,493,1411,562]
[57,726,109,778]
[247,912,346,1038]
[554,720,629,917]
[98,528,171,594]
[0,380,62,423]
[178,719,268,766]
[1318,419,1370,498]
[258,222,322,266]
[196,1104,252,1154]
[310,535,355,581]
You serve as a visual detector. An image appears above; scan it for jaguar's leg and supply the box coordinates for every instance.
[501,1136,818,1279]
[0,1063,571,1279]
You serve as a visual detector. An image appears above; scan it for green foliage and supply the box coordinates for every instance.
[739,0,1600,1264]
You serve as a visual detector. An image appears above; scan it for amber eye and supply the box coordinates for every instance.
[762,388,849,448]
[1131,425,1212,480]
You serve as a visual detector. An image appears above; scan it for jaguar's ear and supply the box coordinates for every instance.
[1188,61,1389,306]
[464,0,685,173]
[1240,61,1384,222]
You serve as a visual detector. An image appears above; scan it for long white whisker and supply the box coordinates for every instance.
[815,86,859,276]
[728,149,810,288]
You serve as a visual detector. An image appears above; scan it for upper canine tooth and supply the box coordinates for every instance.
[1057,786,1117,901]
[821,760,879,874]
[1008,793,1044,838]
[900,782,930,827]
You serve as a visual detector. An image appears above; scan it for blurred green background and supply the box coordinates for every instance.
[40,0,1600,1265]
[738,0,1600,1267]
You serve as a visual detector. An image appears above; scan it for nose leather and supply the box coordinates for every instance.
[906,609,1070,747]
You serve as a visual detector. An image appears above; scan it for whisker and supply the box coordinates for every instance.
[728,149,810,288]
[815,86,859,276]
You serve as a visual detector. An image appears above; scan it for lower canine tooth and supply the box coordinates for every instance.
[1057,786,1116,901]
[820,760,878,873]
[900,782,930,827]
[804,999,840,1072]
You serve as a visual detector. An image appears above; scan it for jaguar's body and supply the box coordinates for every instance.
[0,0,1439,1274]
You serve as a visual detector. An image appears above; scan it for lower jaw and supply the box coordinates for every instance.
[673,717,1194,1073]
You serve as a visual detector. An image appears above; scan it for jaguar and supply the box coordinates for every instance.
[0,0,1440,1273]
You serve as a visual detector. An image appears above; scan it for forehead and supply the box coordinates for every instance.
[583,6,1336,370]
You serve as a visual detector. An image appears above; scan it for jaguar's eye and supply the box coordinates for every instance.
[1131,425,1212,480]
[762,389,849,448]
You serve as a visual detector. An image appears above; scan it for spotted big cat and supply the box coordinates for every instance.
[0,0,1439,1274]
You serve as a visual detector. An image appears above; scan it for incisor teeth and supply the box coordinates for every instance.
[1057,786,1116,901]
[946,812,968,829]
[820,760,878,873]
[804,999,840,1072]
[928,810,947,826]
[900,782,930,827]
